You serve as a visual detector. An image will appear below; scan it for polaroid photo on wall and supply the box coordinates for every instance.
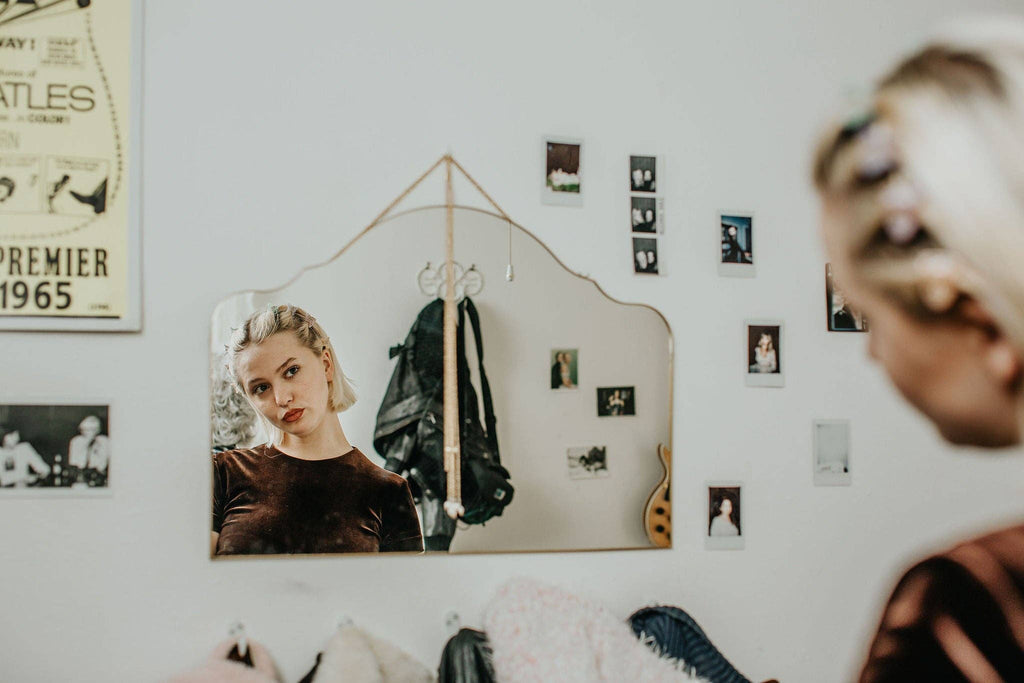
[706,481,744,550]
[719,211,755,278]
[745,319,784,387]
[629,155,658,193]
[542,137,583,206]
[550,348,579,390]
[631,196,657,233]
[0,402,111,496]
[633,236,660,275]
[814,419,851,486]
[567,445,609,479]
[596,386,635,417]
[826,263,868,332]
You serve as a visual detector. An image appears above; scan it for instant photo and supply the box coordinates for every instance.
[567,446,609,479]
[745,320,784,387]
[629,155,657,193]
[814,419,852,486]
[826,264,868,332]
[706,483,744,550]
[542,137,583,206]
[631,196,657,233]
[633,237,660,275]
[0,403,111,494]
[550,348,579,390]
[596,387,635,417]
[719,212,755,277]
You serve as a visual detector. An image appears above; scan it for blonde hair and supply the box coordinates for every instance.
[226,304,357,445]
[813,17,1024,350]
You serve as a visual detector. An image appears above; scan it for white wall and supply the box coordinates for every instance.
[4,1,1024,681]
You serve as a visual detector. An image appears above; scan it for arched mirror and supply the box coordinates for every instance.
[209,161,672,556]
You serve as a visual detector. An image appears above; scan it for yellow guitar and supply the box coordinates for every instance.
[643,444,671,548]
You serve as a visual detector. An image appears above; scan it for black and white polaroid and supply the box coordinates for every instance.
[633,236,660,275]
[629,155,658,193]
[826,264,868,332]
[745,319,784,387]
[567,446,609,479]
[596,386,635,417]
[550,348,579,390]
[631,196,657,233]
[706,482,744,550]
[719,212,754,277]
[0,402,111,495]
[814,419,851,486]
[542,137,583,206]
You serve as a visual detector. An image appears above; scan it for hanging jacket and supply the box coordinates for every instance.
[438,628,495,683]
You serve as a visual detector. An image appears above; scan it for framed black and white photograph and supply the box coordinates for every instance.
[706,482,744,550]
[0,402,111,495]
[542,137,583,206]
[745,319,784,387]
[633,237,660,275]
[629,155,658,193]
[826,263,868,332]
[567,445,609,479]
[550,348,579,390]
[631,196,657,233]
[719,212,755,277]
[596,386,635,417]
[814,419,851,486]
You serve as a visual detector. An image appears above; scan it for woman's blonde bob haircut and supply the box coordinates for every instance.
[226,304,357,445]
[813,17,1024,352]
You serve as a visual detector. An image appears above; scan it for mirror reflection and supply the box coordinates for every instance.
[210,206,672,556]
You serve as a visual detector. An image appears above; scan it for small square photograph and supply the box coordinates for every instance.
[629,155,657,193]
[745,320,784,387]
[542,138,582,206]
[596,386,635,417]
[633,237,659,275]
[567,445,609,479]
[631,196,657,233]
[1,403,111,493]
[814,419,852,486]
[550,348,579,390]
[826,264,868,332]
[706,483,744,550]
[719,212,754,277]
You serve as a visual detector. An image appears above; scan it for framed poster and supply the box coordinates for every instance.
[0,0,142,331]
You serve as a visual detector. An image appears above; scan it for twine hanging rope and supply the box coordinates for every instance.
[351,153,513,519]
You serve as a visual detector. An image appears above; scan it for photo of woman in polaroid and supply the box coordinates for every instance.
[212,304,423,556]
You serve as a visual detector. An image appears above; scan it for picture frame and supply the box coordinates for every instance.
[706,480,744,550]
[813,419,852,486]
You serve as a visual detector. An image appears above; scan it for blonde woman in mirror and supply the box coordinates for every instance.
[813,17,1024,679]
[68,415,109,486]
[752,333,777,373]
[709,493,739,537]
[212,304,423,556]
[0,425,50,487]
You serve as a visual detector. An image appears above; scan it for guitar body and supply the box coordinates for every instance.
[643,444,671,548]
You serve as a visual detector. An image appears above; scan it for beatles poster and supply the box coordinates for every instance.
[0,0,139,330]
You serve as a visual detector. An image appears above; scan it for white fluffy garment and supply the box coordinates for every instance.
[311,624,434,683]
[483,579,707,683]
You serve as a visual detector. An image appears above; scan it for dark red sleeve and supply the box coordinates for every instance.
[859,553,1024,681]
[212,453,225,534]
[381,477,424,552]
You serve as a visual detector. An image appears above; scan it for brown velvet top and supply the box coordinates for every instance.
[212,444,423,555]
[860,523,1024,681]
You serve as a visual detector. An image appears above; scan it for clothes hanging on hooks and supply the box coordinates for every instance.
[297,623,432,683]
[165,638,280,683]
